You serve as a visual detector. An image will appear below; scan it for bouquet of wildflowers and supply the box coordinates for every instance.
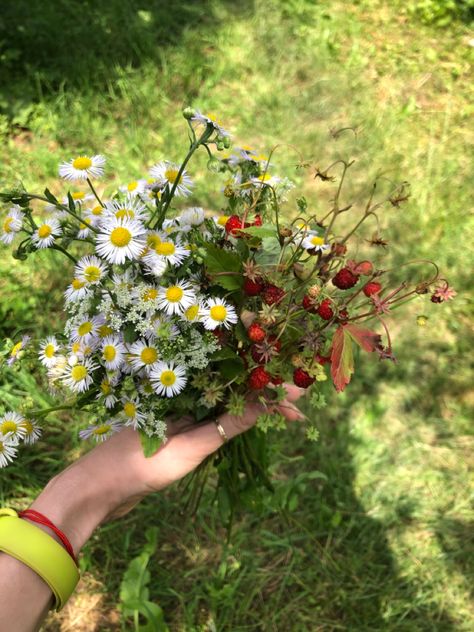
[0,109,454,510]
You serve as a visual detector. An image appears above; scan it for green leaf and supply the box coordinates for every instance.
[67,192,76,212]
[43,188,58,205]
[203,242,243,290]
[211,347,245,379]
[139,429,163,458]
[254,236,281,266]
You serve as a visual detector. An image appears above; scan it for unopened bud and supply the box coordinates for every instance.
[308,285,321,299]
[182,106,195,120]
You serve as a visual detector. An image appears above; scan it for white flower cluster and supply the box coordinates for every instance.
[0,412,41,468]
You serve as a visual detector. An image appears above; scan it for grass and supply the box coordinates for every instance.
[0,0,473,630]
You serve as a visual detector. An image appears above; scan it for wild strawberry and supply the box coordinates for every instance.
[253,214,263,226]
[332,242,347,256]
[243,277,264,296]
[225,215,244,235]
[363,281,382,297]
[302,294,318,314]
[248,366,271,390]
[293,368,315,388]
[247,322,266,343]
[430,294,443,303]
[338,308,349,321]
[262,284,285,305]
[315,353,331,366]
[317,298,334,320]
[332,267,359,290]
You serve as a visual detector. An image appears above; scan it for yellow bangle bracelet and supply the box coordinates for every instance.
[0,508,80,611]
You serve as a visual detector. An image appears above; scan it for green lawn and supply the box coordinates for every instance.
[0,1,473,630]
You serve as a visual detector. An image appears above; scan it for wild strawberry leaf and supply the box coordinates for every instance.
[330,326,354,393]
[203,242,242,290]
[345,323,382,352]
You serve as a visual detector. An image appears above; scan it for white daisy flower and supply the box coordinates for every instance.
[75,255,109,285]
[149,161,193,197]
[137,377,155,398]
[97,376,118,409]
[95,216,146,264]
[119,179,148,197]
[301,234,331,253]
[145,314,180,339]
[201,298,238,330]
[100,335,126,371]
[62,358,98,393]
[120,396,147,429]
[70,315,102,344]
[128,339,160,373]
[19,418,42,445]
[84,203,107,224]
[31,218,62,249]
[79,419,122,442]
[64,278,91,304]
[143,235,190,269]
[39,336,60,368]
[97,321,115,339]
[250,173,281,188]
[7,335,31,366]
[156,281,196,315]
[104,197,149,223]
[0,434,17,468]
[1,205,24,245]
[191,111,230,137]
[150,362,187,397]
[59,155,106,181]
[0,412,26,442]
[178,207,205,227]
[181,303,203,324]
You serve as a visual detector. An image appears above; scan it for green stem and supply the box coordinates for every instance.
[86,178,104,207]
[51,244,78,264]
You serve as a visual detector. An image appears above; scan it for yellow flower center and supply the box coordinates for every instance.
[91,205,103,216]
[217,215,229,226]
[10,341,23,356]
[140,347,158,364]
[210,305,227,321]
[44,343,55,358]
[110,226,132,247]
[22,420,33,434]
[72,191,85,200]
[78,322,93,336]
[147,234,161,248]
[72,342,81,353]
[160,370,176,386]
[0,420,18,434]
[155,241,175,256]
[98,324,113,337]
[103,345,116,362]
[123,402,136,417]
[127,181,138,191]
[115,208,135,220]
[101,380,111,395]
[93,424,111,436]
[83,265,102,282]
[72,278,85,290]
[3,217,13,233]
[165,286,183,303]
[310,236,324,246]
[144,288,158,301]
[184,305,199,321]
[71,365,87,381]
[72,157,92,170]
[38,224,52,239]
[164,168,181,184]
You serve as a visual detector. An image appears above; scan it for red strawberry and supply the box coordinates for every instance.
[293,368,315,388]
[317,298,334,321]
[315,353,331,366]
[262,284,285,305]
[302,294,318,314]
[338,308,349,321]
[363,281,382,297]
[243,277,264,296]
[225,215,244,236]
[253,214,263,226]
[247,322,266,343]
[248,366,271,389]
[270,374,284,385]
[332,267,359,290]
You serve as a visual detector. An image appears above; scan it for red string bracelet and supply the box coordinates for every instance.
[18,509,78,566]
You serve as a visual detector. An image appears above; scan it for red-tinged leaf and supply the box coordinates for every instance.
[345,323,382,353]
[330,326,354,393]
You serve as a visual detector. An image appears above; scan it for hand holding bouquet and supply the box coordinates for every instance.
[0,109,454,512]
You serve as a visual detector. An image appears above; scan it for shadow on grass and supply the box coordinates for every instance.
[0,0,252,114]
